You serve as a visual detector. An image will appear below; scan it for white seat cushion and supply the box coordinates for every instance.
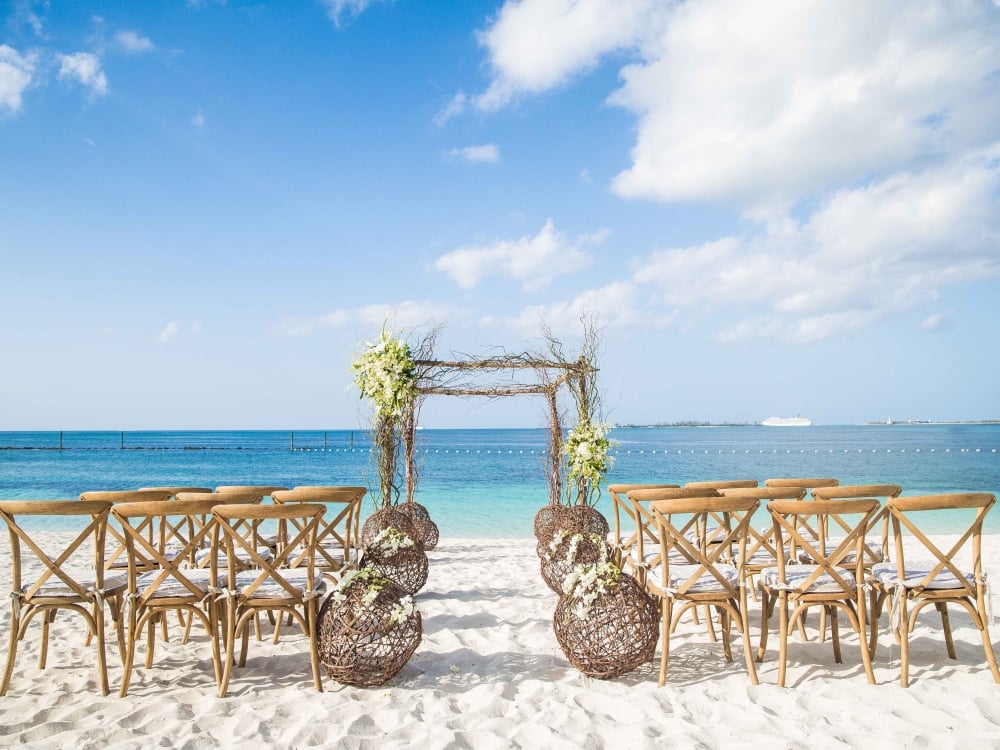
[194,546,274,567]
[137,568,214,598]
[22,570,126,598]
[225,569,327,600]
[796,539,883,565]
[871,561,975,590]
[761,564,856,593]
[648,563,740,593]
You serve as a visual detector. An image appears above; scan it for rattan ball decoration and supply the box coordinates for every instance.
[533,505,566,541]
[536,505,609,555]
[553,571,658,679]
[411,518,440,550]
[361,507,417,547]
[397,501,432,522]
[362,538,429,595]
[539,531,609,595]
[318,575,422,687]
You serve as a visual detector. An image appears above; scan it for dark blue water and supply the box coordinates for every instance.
[2,426,999,535]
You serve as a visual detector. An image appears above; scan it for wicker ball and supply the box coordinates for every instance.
[361,507,416,547]
[362,540,429,595]
[553,571,658,679]
[397,502,432,522]
[533,505,567,541]
[318,575,422,687]
[536,505,610,553]
[411,518,439,550]
[539,531,610,595]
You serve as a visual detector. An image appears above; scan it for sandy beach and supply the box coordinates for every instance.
[3,534,1000,748]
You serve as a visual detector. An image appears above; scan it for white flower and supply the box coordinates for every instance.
[352,327,418,418]
[561,561,620,621]
[370,527,416,558]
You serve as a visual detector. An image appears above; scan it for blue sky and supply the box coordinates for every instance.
[2,0,999,430]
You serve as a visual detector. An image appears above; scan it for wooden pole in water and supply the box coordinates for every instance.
[324,431,327,449]
[59,431,63,450]
[121,431,124,449]
[290,431,294,451]
[350,431,354,450]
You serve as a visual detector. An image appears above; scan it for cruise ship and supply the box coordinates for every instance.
[761,415,812,427]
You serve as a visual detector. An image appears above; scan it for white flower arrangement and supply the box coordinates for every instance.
[331,568,417,629]
[561,561,621,621]
[564,420,614,500]
[546,530,609,566]
[369,526,416,558]
[352,326,418,418]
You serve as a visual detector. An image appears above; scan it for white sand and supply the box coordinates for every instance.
[3,534,1000,748]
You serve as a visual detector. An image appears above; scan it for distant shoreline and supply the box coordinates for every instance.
[617,420,1000,428]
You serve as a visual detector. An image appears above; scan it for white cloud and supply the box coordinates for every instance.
[444,144,501,165]
[321,0,385,28]
[473,0,663,111]
[114,30,155,54]
[271,300,460,337]
[632,148,1000,343]
[919,312,952,331]
[435,219,606,291]
[56,52,108,97]
[434,92,469,126]
[503,281,657,337]
[610,0,1000,208]
[192,109,205,128]
[0,45,36,114]
[158,321,180,343]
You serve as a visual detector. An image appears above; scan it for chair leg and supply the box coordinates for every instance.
[1,606,21,696]
[757,589,773,663]
[899,597,911,688]
[145,617,157,669]
[119,609,140,698]
[658,598,672,687]
[720,607,733,662]
[936,602,957,659]
[306,602,323,692]
[39,608,52,669]
[92,601,109,696]
[856,596,876,685]
[829,606,842,664]
[867,589,882,659]
[777,593,790,688]
[980,624,1000,683]
[219,600,238,698]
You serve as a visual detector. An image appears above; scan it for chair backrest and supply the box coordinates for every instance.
[215,485,288,498]
[811,484,901,562]
[175,491,267,564]
[718,487,808,567]
[79,490,174,569]
[764,477,839,490]
[273,487,366,570]
[607,484,680,551]
[626,487,723,566]
[138,487,213,496]
[768,498,882,595]
[213,503,326,599]
[0,500,113,601]
[111,497,249,600]
[685,479,759,490]
[648,495,759,598]
[883,493,995,596]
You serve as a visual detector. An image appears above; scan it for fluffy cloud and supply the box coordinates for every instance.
[271,300,460,337]
[444,144,501,165]
[632,147,1000,343]
[0,45,36,114]
[321,0,385,27]
[435,219,606,291]
[114,30,155,53]
[158,321,180,343]
[503,281,658,336]
[474,0,662,111]
[56,52,108,96]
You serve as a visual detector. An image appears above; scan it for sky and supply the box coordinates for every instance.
[2,0,999,430]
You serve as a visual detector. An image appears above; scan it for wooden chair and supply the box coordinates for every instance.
[212,503,327,697]
[647,495,760,686]
[277,487,367,577]
[810,484,902,568]
[215,485,287,497]
[870,493,1000,687]
[0,500,121,696]
[607,484,679,567]
[138,487,213,497]
[111,497,249,696]
[757,498,881,687]
[685,479,759,490]
[764,477,839,491]
[79,490,173,571]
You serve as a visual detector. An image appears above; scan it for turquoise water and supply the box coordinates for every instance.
[2,426,999,536]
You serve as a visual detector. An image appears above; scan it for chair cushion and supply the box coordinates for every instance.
[761,564,856,593]
[796,539,883,565]
[871,561,975,590]
[137,568,214,598]
[648,563,740,594]
[194,546,274,567]
[225,569,327,600]
[21,570,126,599]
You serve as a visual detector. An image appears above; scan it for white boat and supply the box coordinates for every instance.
[761,415,812,427]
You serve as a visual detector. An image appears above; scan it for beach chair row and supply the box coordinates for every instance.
[606,478,1000,688]
[0,485,367,698]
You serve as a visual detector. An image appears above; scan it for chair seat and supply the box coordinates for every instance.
[648,563,740,594]
[871,561,975,590]
[797,539,884,565]
[629,545,692,567]
[224,569,327,600]
[137,568,214,599]
[761,564,856,593]
[21,571,126,599]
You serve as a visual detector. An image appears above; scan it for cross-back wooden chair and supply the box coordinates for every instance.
[870,493,1000,687]
[277,486,367,577]
[212,503,327,697]
[758,498,881,687]
[648,495,760,686]
[810,484,901,567]
[79,490,173,571]
[607,484,679,567]
[111,497,250,696]
[623,487,723,587]
[0,500,121,696]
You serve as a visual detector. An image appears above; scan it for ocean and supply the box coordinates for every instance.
[2,425,999,536]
